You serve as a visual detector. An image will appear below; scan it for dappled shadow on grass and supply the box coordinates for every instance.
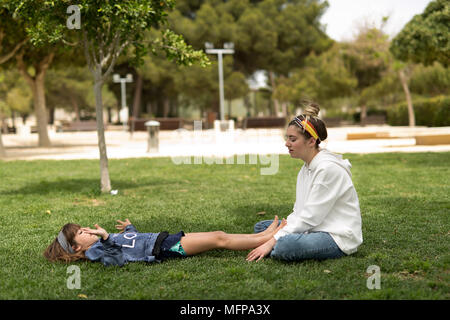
[0,177,179,196]
[231,204,293,220]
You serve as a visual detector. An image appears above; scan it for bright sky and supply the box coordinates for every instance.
[320,0,432,41]
[251,0,433,88]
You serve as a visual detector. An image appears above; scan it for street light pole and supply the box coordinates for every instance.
[113,73,133,131]
[205,42,234,121]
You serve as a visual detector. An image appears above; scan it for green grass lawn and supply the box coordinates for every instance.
[0,153,448,300]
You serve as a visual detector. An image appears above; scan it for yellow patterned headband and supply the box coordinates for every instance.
[293,117,319,141]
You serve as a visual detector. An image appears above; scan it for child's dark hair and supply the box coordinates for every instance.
[43,223,86,263]
[289,102,327,148]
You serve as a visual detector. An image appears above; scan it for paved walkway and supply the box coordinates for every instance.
[1,125,449,161]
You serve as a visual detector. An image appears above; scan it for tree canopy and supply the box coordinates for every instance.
[390,0,449,67]
[9,0,209,192]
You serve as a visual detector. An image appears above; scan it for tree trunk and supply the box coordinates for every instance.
[16,52,53,147]
[398,69,415,127]
[281,102,287,117]
[0,130,5,158]
[31,72,52,147]
[244,95,251,117]
[146,101,153,117]
[130,71,143,134]
[163,97,170,118]
[268,71,281,116]
[11,110,16,129]
[49,107,55,125]
[82,29,129,193]
[173,99,179,117]
[69,94,81,122]
[93,69,111,193]
[116,105,121,124]
[360,105,367,127]
[1,117,7,133]
[107,107,112,124]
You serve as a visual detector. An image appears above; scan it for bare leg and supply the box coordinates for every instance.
[180,219,286,256]
[187,216,279,238]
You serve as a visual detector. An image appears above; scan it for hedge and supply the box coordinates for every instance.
[387,95,450,127]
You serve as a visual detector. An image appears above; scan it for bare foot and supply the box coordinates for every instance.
[260,215,279,235]
[264,218,287,239]
[273,218,287,234]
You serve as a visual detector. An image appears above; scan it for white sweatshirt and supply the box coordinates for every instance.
[274,149,363,255]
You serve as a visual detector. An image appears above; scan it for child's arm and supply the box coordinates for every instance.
[115,219,138,233]
[98,237,126,267]
[85,224,125,267]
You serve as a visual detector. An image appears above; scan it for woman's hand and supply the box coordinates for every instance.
[115,219,132,233]
[246,237,277,262]
[84,224,109,240]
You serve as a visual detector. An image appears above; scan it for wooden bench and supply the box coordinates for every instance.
[7,126,16,134]
[361,115,387,125]
[347,132,390,140]
[59,121,100,132]
[129,118,184,131]
[415,134,450,145]
[243,117,286,129]
[322,117,342,127]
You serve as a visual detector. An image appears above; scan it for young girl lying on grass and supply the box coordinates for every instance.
[44,217,286,266]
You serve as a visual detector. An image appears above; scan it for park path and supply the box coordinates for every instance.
[1,125,449,161]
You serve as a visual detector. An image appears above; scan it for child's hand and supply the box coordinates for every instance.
[84,224,109,240]
[115,219,132,233]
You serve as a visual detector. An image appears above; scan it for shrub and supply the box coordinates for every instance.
[387,95,450,127]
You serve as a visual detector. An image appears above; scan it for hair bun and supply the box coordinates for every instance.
[303,102,320,118]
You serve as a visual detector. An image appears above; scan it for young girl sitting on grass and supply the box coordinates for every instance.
[248,102,363,262]
[44,217,286,266]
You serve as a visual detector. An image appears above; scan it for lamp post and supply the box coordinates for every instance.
[113,73,133,130]
[205,42,234,121]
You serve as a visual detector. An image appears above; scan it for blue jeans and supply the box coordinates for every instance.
[254,220,346,261]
